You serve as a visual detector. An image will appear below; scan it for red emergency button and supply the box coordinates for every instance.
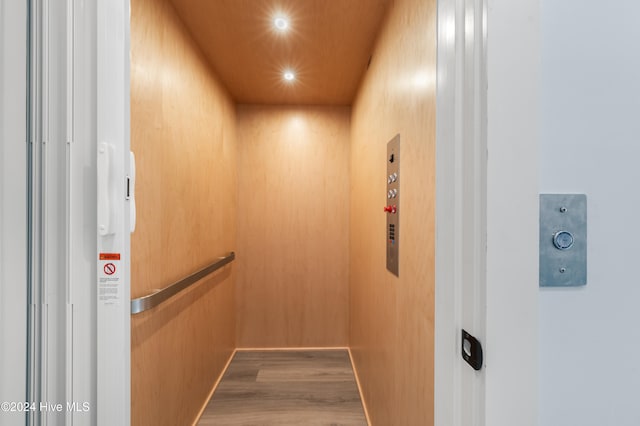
[383,205,397,214]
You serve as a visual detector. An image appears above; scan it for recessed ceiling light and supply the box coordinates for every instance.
[274,17,289,31]
[283,71,295,81]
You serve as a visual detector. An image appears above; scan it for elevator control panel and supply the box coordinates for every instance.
[385,135,400,276]
[539,194,587,287]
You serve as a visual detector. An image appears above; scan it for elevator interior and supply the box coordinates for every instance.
[130,0,437,424]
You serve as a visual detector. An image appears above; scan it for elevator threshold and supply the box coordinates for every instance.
[197,349,368,425]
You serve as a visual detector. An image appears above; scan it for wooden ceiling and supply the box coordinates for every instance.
[169,0,390,105]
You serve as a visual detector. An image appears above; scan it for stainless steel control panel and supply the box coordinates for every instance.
[539,194,587,287]
[386,135,400,276]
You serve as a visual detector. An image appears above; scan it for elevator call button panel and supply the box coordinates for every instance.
[539,194,587,287]
[386,134,400,276]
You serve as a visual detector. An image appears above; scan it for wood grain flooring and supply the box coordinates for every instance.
[198,350,367,426]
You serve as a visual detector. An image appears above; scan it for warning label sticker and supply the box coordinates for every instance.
[99,253,121,306]
[99,253,121,260]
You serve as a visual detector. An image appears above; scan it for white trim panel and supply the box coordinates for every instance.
[95,0,131,424]
[485,1,539,425]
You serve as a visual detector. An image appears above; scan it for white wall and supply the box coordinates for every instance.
[539,1,640,425]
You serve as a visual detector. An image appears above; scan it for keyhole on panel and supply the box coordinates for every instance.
[389,153,394,163]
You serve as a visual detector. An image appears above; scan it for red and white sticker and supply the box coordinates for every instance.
[99,253,121,306]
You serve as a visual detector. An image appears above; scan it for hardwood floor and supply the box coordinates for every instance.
[198,350,368,425]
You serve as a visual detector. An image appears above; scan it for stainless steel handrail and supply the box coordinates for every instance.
[131,251,235,315]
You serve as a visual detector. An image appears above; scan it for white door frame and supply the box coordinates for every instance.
[435,0,487,425]
[484,0,539,424]
[0,2,29,424]
[435,1,539,426]
[95,0,131,424]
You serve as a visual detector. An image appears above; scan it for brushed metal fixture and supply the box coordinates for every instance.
[131,252,235,314]
[540,194,587,287]
[386,135,400,276]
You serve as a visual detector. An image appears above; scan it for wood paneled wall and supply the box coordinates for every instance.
[130,0,237,424]
[236,106,350,348]
[349,0,437,424]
